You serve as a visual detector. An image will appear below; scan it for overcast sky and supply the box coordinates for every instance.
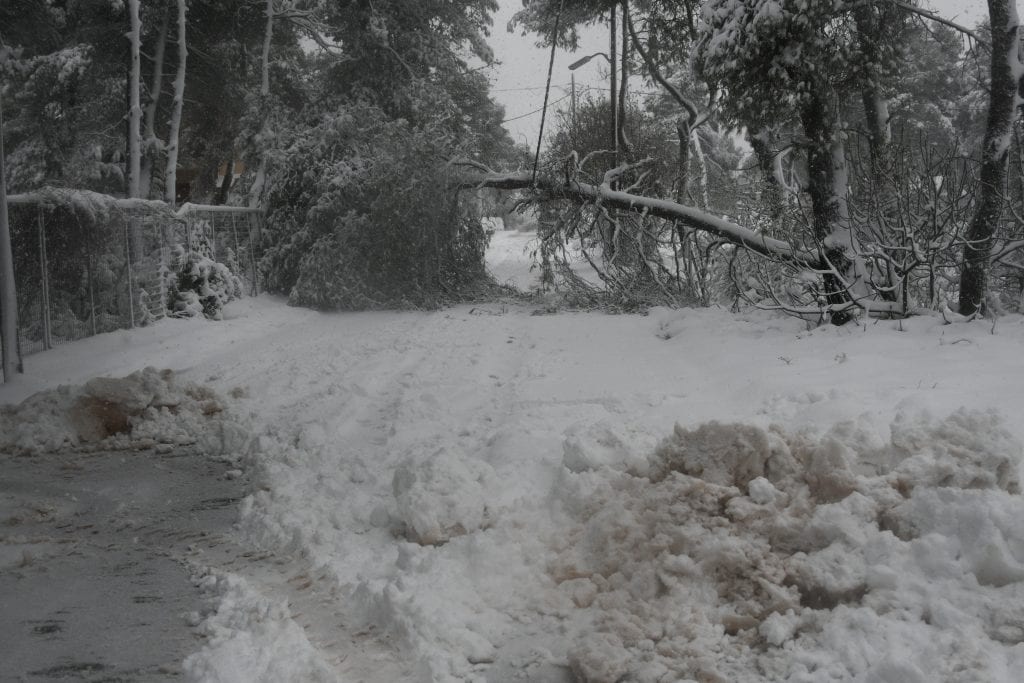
[486,0,993,149]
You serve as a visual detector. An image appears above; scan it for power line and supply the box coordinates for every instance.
[491,83,573,93]
[501,93,572,123]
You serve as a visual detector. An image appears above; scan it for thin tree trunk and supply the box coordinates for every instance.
[691,129,710,211]
[617,0,630,156]
[127,0,142,198]
[0,92,22,380]
[249,0,274,208]
[854,3,897,234]
[958,0,1020,316]
[140,6,170,199]
[676,120,691,203]
[609,5,617,171]
[164,0,188,206]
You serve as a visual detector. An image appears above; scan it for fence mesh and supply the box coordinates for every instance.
[1,188,263,382]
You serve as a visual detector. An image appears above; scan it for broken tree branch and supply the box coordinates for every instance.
[454,171,823,267]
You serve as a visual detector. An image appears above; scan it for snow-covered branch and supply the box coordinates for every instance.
[889,1,989,49]
[454,172,822,267]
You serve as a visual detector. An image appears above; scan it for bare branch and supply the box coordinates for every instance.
[625,7,699,124]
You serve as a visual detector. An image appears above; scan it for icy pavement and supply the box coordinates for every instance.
[0,444,246,681]
[2,231,1024,681]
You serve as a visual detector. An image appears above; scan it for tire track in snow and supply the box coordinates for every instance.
[218,306,567,681]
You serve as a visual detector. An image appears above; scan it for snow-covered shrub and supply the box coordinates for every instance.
[260,104,491,310]
[165,244,243,320]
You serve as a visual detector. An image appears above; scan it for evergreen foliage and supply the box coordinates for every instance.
[165,240,242,321]
[260,106,491,310]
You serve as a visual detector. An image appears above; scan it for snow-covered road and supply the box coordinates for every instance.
[3,231,1024,681]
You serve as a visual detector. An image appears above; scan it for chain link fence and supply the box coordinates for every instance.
[1,188,263,381]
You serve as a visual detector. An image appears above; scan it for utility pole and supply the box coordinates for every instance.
[0,86,22,381]
[570,73,577,129]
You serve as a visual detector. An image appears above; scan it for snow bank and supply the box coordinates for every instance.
[555,410,1024,682]
[0,367,239,455]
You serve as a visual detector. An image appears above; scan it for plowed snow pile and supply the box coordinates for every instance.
[0,367,240,455]
[554,410,1024,682]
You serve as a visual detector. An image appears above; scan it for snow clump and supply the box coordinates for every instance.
[553,409,1024,682]
[392,447,497,545]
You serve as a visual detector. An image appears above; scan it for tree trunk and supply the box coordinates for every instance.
[164,0,188,206]
[215,159,234,205]
[854,4,897,218]
[140,6,170,199]
[692,129,710,211]
[0,92,22,380]
[800,90,861,323]
[958,0,1020,316]
[127,0,142,198]
[609,5,617,173]
[249,0,274,208]
[617,0,630,156]
[676,120,691,204]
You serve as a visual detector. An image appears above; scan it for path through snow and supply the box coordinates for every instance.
[2,231,1024,681]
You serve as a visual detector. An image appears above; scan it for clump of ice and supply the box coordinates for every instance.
[555,410,1024,682]
[392,447,497,545]
[0,367,237,455]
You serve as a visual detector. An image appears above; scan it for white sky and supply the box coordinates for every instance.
[487,0,993,149]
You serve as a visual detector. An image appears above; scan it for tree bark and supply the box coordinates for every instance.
[164,0,188,206]
[127,0,142,198]
[0,91,22,380]
[958,0,1020,316]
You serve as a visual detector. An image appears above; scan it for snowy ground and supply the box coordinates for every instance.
[3,229,1024,682]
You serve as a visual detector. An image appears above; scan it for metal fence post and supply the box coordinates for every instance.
[230,211,240,261]
[37,206,52,350]
[124,214,136,329]
[86,230,97,336]
[248,212,259,296]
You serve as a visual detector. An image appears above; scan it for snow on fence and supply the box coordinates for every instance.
[0,188,263,380]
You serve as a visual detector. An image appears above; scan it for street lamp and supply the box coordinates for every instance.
[568,52,610,71]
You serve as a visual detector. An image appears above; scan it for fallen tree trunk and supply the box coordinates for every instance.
[454,168,823,267]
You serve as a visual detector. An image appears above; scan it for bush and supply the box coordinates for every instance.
[165,245,243,320]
